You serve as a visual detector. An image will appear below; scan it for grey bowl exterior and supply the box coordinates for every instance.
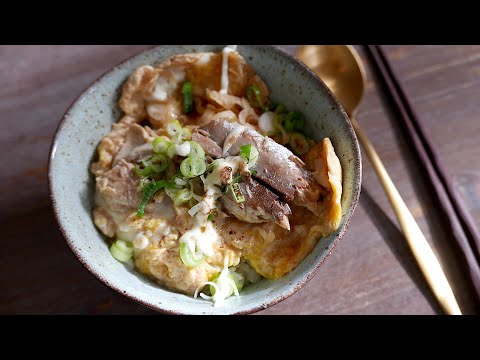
[48,45,361,315]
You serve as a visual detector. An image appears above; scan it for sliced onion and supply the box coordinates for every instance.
[188,202,202,217]
[223,125,247,156]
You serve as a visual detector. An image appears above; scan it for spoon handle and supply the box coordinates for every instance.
[351,117,462,315]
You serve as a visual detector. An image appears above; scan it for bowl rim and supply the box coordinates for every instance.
[48,45,361,315]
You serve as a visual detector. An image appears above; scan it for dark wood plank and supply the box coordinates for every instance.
[1,45,478,314]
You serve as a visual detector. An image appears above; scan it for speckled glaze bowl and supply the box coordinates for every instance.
[48,45,361,315]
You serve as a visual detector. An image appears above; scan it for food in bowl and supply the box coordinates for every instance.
[91,45,343,306]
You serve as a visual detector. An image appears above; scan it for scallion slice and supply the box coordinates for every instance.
[115,239,133,254]
[275,104,286,114]
[149,153,169,172]
[167,119,183,140]
[246,85,269,112]
[284,111,306,133]
[188,141,206,159]
[229,271,244,291]
[166,143,177,158]
[134,153,169,178]
[180,242,204,267]
[137,180,175,217]
[231,174,243,184]
[182,127,192,140]
[289,132,310,155]
[174,175,188,187]
[175,142,191,157]
[182,81,194,114]
[180,156,206,179]
[152,137,171,154]
[209,270,244,296]
[230,183,245,203]
[239,144,259,167]
[166,187,193,206]
[138,177,151,190]
[110,240,134,263]
[239,144,252,160]
[134,164,161,178]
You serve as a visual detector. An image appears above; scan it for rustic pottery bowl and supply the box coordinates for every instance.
[48,45,361,315]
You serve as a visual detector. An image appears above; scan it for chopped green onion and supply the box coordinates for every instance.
[173,174,188,187]
[180,242,204,267]
[239,144,252,160]
[167,119,183,140]
[166,143,177,158]
[137,180,175,217]
[207,213,215,222]
[174,188,192,204]
[206,160,218,172]
[209,270,243,296]
[115,239,133,254]
[134,164,162,178]
[229,271,244,291]
[232,169,257,184]
[246,85,269,112]
[138,177,151,190]
[134,164,149,177]
[232,174,243,184]
[209,274,221,296]
[239,144,259,168]
[166,187,192,206]
[275,104,286,114]
[182,127,192,140]
[284,111,306,133]
[230,183,245,203]
[110,240,133,263]
[182,81,194,114]
[273,112,285,130]
[189,141,206,159]
[149,153,169,172]
[134,153,169,177]
[152,137,171,154]
[180,156,206,179]
[289,132,310,155]
[175,142,191,157]
[294,113,306,131]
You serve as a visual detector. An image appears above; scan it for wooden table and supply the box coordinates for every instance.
[2,45,479,315]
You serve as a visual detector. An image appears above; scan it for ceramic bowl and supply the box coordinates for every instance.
[48,45,361,315]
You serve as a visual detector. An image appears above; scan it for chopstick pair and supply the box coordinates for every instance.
[366,45,480,304]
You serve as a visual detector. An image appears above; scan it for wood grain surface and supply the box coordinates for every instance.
[1,45,479,315]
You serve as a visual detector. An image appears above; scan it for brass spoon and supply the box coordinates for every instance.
[296,45,462,315]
